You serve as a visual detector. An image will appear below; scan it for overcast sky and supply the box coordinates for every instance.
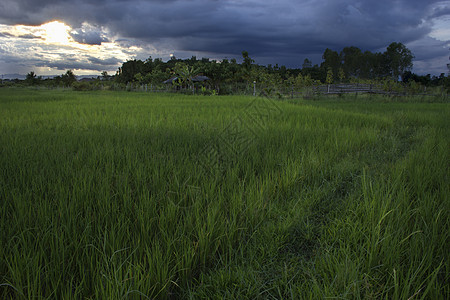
[0,0,449,76]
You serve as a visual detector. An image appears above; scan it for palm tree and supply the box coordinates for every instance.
[174,62,200,92]
[62,70,76,86]
[26,71,37,85]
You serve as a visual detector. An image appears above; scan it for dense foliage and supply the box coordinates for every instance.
[111,42,419,89]
[2,42,449,94]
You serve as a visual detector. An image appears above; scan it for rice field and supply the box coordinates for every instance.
[0,88,448,299]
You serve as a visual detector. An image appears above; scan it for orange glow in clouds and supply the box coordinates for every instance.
[41,21,71,44]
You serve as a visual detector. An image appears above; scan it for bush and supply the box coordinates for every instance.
[72,82,92,91]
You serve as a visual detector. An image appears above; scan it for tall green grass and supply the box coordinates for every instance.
[1,88,448,298]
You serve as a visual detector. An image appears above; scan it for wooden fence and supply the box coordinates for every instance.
[313,84,385,94]
[10,82,446,98]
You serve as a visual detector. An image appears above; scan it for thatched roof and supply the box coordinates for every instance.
[192,75,210,82]
[78,77,96,82]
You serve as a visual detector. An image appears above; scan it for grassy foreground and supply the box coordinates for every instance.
[0,89,448,299]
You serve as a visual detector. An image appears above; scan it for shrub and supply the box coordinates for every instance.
[72,82,92,91]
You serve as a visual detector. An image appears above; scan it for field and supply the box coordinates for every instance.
[0,88,448,299]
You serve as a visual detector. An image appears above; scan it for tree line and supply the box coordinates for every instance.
[111,42,449,92]
[115,43,416,84]
[3,42,449,94]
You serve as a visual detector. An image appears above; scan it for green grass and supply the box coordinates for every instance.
[1,88,448,299]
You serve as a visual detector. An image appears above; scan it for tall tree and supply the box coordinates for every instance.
[372,52,390,79]
[241,51,255,71]
[385,42,414,80]
[26,71,38,85]
[101,71,109,81]
[359,51,376,79]
[302,58,312,69]
[341,46,362,78]
[241,51,255,83]
[62,70,76,86]
[321,48,341,77]
[117,59,145,83]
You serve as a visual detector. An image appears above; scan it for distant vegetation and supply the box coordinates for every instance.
[2,42,449,95]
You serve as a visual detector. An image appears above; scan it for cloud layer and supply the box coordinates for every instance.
[0,0,449,75]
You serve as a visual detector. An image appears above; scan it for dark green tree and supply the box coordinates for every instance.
[61,70,76,86]
[321,48,342,77]
[117,59,145,83]
[240,51,255,83]
[372,52,391,79]
[302,58,312,69]
[359,51,376,79]
[341,46,362,78]
[101,71,109,81]
[385,42,414,80]
[201,59,232,91]
[241,51,255,71]
[26,71,38,85]
[147,69,167,84]
[302,64,325,82]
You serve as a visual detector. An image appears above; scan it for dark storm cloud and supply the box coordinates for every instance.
[18,34,41,39]
[35,58,117,71]
[0,31,40,39]
[0,31,14,37]
[0,0,448,72]
[87,56,121,66]
[409,36,449,60]
[70,26,109,45]
[428,4,450,19]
